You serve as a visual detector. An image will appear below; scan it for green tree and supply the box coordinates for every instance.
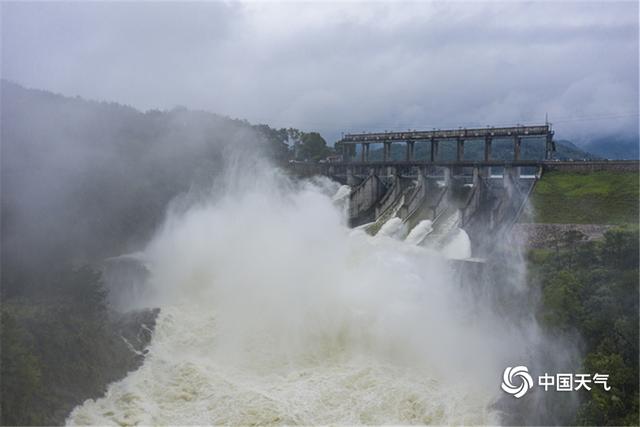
[602,228,639,270]
[253,124,291,164]
[296,132,331,161]
[562,229,587,266]
[578,352,637,426]
[531,226,639,425]
[1,312,43,426]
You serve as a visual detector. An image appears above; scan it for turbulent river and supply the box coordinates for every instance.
[67,169,544,425]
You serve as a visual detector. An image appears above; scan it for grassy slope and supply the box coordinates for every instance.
[529,171,639,224]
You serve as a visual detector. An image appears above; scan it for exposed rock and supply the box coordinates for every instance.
[49,307,160,425]
[514,223,613,248]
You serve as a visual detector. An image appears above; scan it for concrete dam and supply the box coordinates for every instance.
[293,124,555,255]
[291,123,639,259]
[343,163,537,254]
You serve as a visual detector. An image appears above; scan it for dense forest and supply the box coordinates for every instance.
[529,226,639,425]
[0,81,332,425]
[526,168,639,425]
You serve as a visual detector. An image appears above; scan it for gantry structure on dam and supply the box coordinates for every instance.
[291,124,557,254]
[302,124,556,189]
[335,124,554,170]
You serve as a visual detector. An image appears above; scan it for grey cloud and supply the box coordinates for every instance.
[2,1,637,144]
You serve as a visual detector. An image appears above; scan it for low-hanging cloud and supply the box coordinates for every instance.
[2,1,638,143]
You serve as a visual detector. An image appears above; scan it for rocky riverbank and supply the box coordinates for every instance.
[55,307,160,424]
[1,270,159,426]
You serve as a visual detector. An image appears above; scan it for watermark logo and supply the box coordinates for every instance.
[502,366,611,398]
[501,366,534,398]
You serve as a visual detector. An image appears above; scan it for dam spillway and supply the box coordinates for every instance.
[318,163,541,257]
[291,124,555,257]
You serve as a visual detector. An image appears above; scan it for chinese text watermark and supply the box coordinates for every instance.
[502,366,610,398]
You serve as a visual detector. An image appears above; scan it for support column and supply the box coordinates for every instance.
[406,141,415,161]
[484,136,492,161]
[472,167,480,187]
[484,136,492,178]
[347,167,357,187]
[514,136,522,178]
[383,142,391,162]
[343,143,354,162]
[503,166,514,199]
[430,138,439,162]
[545,133,555,160]
[513,136,521,161]
[444,167,451,186]
[360,143,366,162]
[456,138,465,161]
[364,143,370,162]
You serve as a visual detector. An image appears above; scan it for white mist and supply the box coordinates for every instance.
[68,167,538,425]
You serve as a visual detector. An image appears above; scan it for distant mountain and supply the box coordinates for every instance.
[580,135,639,160]
[554,140,600,160]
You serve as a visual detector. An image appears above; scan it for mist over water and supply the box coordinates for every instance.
[441,230,472,260]
[68,161,568,425]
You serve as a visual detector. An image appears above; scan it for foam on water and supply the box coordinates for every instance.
[421,208,461,250]
[405,220,433,246]
[67,170,533,425]
[332,184,351,202]
[376,217,406,240]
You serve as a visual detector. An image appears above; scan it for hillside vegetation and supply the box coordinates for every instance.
[0,81,331,425]
[527,170,639,425]
[529,171,639,224]
[528,226,639,426]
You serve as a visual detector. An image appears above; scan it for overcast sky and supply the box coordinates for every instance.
[2,1,638,143]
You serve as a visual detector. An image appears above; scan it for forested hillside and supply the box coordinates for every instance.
[1,80,293,293]
[0,81,329,425]
[529,226,639,426]
[526,169,639,425]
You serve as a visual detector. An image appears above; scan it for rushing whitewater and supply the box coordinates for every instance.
[376,217,406,240]
[405,220,433,246]
[68,168,540,425]
[441,229,472,260]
